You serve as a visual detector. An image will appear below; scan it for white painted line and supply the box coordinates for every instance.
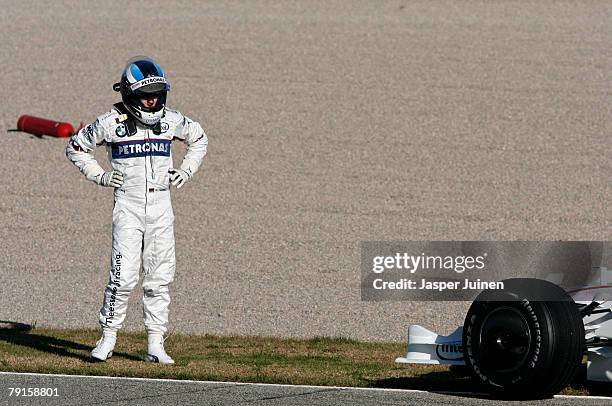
[0,371,609,400]
[0,371,479,396]
[555,394,612,401]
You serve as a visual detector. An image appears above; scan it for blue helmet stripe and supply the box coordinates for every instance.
[153,62,164,77]
[129,64,144,81]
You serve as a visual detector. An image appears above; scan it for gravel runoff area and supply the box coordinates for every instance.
[1,373,611,406]
[0,1,611,342]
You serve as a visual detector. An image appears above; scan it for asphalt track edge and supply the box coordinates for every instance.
[0,371,610,401]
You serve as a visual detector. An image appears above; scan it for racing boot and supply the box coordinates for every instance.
[90,330,116,362]
[145,334,175,364]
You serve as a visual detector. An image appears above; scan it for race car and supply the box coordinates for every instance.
[396,267,612,399]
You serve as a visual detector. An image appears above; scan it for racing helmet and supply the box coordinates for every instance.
[113,56,170,126]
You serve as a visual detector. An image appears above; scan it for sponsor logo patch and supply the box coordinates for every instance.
[106,253,122,325]
[436,342,463,361]
[84,124,95,140]
[115,124,127,137]
[160,122,169,133]
[130,76,167,91]
[111,139,171,159]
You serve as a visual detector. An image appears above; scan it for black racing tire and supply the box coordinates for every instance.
[462,278,585,399]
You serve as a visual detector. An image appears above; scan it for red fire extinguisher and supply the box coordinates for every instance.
[16,115,83,138]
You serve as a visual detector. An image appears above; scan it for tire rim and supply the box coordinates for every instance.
[478,306,532,373]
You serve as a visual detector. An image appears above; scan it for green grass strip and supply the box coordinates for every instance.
[0,326,597,396]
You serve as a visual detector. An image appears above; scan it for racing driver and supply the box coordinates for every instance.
[66,56,208,364]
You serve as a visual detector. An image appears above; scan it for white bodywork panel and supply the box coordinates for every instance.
[583,301,612,382]
[395,325,465,366]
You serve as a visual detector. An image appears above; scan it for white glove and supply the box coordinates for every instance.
[99,170,124,188]
[168,168,190,189]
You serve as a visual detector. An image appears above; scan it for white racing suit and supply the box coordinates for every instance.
[66,105,208,335]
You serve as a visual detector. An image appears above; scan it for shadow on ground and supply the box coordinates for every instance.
[583,382,612,397]
[371,368,484,395]
[0,321,141,362]
[372,367,612,399]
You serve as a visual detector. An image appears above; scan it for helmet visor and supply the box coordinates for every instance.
[136,82,168,94]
